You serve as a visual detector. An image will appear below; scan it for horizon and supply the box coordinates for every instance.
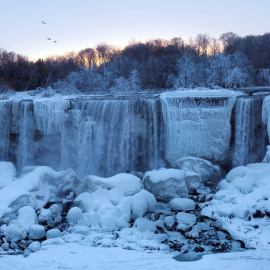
[1,0,270,60]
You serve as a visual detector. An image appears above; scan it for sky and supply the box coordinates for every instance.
[0,0,270,60]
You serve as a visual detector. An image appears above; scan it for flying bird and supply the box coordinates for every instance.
[54,41,57,43]
[42,21,46,24]
[47,38,52,40]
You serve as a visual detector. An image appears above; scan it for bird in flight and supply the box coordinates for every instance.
[54,41,57,43]
[47,38,52,40]
[42,21,46,24]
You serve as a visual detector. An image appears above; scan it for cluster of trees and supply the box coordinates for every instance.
[1,32,270,92]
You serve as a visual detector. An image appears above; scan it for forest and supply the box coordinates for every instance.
[1,32,270,93]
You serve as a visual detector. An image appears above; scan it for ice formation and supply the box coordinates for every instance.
[160,90,237,164]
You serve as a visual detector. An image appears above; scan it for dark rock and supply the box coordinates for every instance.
[1,243,9,251]
[149,213,160,221]
[10,242,19,250]
[194,246,205,252]
[209,240,220,246]
[210,221,222,230]
[253,210,265,218]
[62,201,74,215]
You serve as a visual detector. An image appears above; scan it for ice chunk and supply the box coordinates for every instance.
[47,229,62,239]
[4,224,27,241]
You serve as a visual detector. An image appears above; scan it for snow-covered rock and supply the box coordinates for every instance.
[173,157,221,182]
[46,229,62,239]
[143,168,188,202]
[184,171,201,191]
[4,224,27,241]
[28,241,41,252]
[176,212,196,231]
[170,198,195,212]
[163,216,176,231]
[38,204,62,227]
[201,163,270,247]
[17,206,37,232]
[28,224,45,240]
[67,207,84,226]
[0,162,16,189]
[82,173,141,203]
[133,218,156,233]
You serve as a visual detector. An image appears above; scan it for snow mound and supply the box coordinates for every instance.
[170,198,195,211]
[201,163,270,247]
[17,206,37,232]
[0,162,16,188]
[143,168,188,202]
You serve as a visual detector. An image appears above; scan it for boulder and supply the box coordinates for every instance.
[67,207,83,226]
[164,216,176,231]
[143,169,188,202]
[173,157,221,183]
[170,198,195,212]
[4,224,27,241]
[176,212,196,231]
[46,229,62,239]
[28,224,45,240]
[17,206,37,232]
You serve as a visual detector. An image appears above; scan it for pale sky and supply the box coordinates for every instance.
[0,0,270,60]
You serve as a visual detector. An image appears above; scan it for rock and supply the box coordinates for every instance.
[210,221,222,230]
[173,157,221,183]
[46,229,62,239]
[184,171,201,191]
[38,204,61,227]
[143,169,188,202]
[23,248,31,257]
[71,225,90,236]
[5,224,27,241]
[176,212,196,231]
[28,224,45,240]
[1,243,9,251]
[169,198,195,211]
[28,242,41,252]
[17,206,37,232]
[58,169,81,199]
[164,216,176,231]
[194,246,205,252]
[10,242,19,250]
[180,244,189,253]
[67,207,83,226]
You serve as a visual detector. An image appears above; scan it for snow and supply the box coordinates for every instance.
[176,212,197,231]
[201,163,270,247]
[67,207,84,226]
[28,224,45,240]
[169,198,195,211]
[0,162,16,188]
[46,229,62,239]
[2,243,269,270]
[17,206,37,232]
[143,168,188,202]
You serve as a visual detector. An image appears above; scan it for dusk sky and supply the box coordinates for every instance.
[1,0,270,60]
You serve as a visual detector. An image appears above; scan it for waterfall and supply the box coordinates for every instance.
[60,98,163,177]
[0,100,12,160]
[17,101,35,170]
[161,93,236,165]
[233,97,267,167]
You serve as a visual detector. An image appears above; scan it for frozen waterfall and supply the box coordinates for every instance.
[232,97,267,167]
[160,92,236,164]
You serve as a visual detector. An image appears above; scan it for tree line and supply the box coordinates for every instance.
[1,32,270,93]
